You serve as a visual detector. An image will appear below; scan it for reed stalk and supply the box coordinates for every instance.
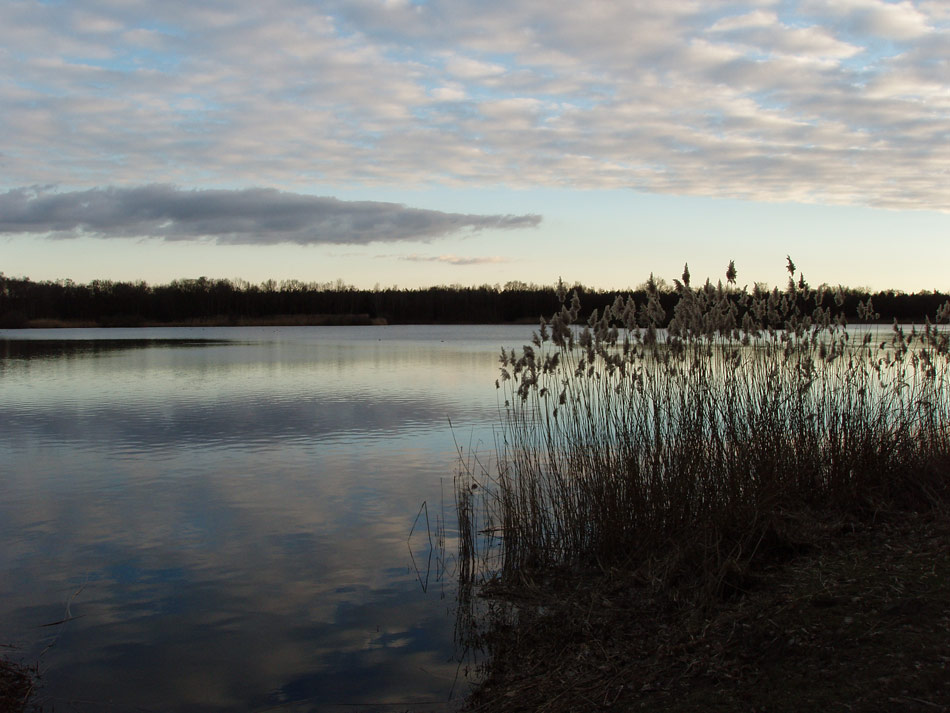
[457,261,950,599]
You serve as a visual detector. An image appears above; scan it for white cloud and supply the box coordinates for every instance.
[709,10,777,32]
[707,11,862,59]
[0,1,949,210]
[919,2,950,22]
[429,85,467,102]
[398,254,509,265]
[443,56,508,80]
[800,0,931,40]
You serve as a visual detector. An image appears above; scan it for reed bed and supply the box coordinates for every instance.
[457,260,950,600]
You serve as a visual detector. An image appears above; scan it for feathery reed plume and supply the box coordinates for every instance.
[457,260,950,601]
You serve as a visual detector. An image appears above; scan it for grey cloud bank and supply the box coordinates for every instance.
[0,186,541,245]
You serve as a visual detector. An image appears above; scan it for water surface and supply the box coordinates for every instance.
[0,325,528,712]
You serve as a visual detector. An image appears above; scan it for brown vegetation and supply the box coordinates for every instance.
[455,260,950,711]
[0,656,34,713]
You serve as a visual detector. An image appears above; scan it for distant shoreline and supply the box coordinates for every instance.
[5,274,949,331]
[6,314,390,329]
[0,316,929,330]
[1,315,554,329]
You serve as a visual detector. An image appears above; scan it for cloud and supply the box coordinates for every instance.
[707,11,862,59]
[800,0,931,40]
[0,186,542,245]
[1,1,949,209]
[397,254,509,265]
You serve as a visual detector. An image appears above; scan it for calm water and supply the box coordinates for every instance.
[0,325,529,712]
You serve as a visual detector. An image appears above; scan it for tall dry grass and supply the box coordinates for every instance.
[457,260,950,598]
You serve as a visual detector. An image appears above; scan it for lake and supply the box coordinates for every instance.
[0,324,531,712]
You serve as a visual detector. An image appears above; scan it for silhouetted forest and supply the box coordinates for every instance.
[1,273,948,328]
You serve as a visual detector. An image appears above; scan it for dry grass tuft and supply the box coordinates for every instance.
[0,656,35,713]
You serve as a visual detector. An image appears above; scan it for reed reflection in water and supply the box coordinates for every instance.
[0,325,522,712]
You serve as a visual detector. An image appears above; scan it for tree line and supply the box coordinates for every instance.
[1,273,948,328]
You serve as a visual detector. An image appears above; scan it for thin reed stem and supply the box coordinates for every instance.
[457,263,950,597]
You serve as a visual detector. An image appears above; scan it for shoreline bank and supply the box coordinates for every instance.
[460,505,950,712]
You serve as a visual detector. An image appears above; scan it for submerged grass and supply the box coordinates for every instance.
[455,260,950,709]
[0,654,34,713]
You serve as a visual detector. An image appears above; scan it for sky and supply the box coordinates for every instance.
[1,0,949,292]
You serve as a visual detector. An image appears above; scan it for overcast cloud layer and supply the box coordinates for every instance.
[1,1,948,210]
[0,186,540,244]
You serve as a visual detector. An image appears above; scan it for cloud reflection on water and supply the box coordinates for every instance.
[0,326,521,711]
